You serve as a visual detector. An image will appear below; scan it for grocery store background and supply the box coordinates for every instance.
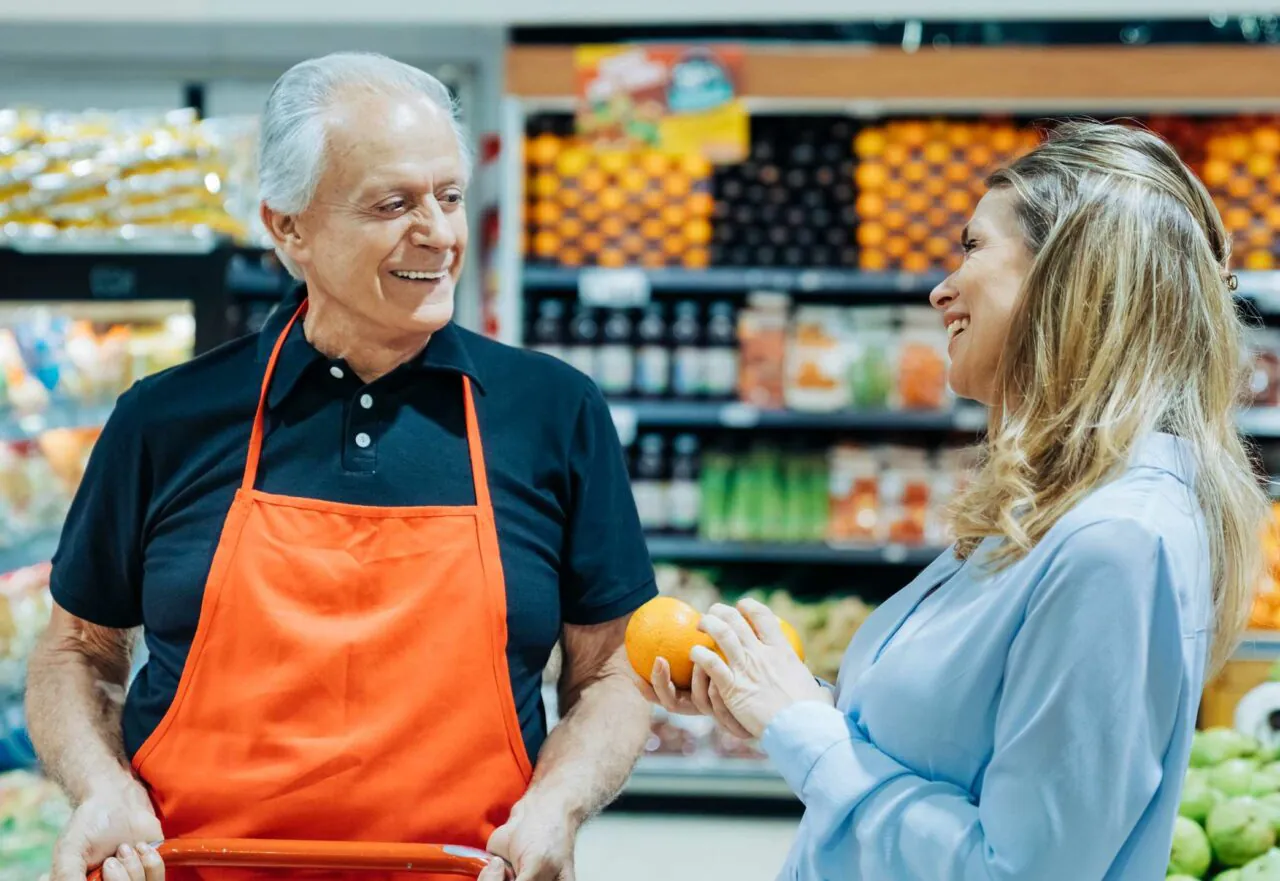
[7,3,1280,880]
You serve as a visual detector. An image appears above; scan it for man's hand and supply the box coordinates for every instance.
[486,799,575,881]
[51,780,164,881]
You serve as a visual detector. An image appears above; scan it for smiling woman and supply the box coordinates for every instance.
[641,121,1268,881]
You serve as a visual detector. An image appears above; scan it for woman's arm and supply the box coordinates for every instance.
[757,518,1186,880]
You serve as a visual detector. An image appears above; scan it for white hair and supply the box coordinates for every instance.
[258,51,472,279]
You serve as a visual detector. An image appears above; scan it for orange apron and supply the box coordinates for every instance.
[131,301,532,879]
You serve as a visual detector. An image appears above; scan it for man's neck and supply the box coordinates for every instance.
[302,296,433,384]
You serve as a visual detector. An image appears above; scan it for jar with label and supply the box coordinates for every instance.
[567,305,601,384]
[785,306,850,413]
[847,307,895,410]
[827,445,881,543]
[896,307,950,411]
[634,303,671,399]
[737,292,790,409]
[668,434,701,535]
[597,310,636,397]
[704,302,739,401]
[671,301,704,399]
[530,298,567,363]
[882,446,931,546]
[631,433,668,533]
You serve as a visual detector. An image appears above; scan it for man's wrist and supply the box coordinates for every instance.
[516,781,591,830]
[79,763,144,806]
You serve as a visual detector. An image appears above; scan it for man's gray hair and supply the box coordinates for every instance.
[258,52,471,278]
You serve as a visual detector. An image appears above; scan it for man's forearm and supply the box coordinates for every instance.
[25,609,138,805]
[524,651,650,825]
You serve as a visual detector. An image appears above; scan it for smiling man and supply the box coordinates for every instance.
[26,53,655,881]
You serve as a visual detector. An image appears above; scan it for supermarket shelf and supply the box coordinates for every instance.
[609,400,986,434]
[1239,408,1280,437]
[626,755,793,800]
[647,537,944,566]
[1235,631,1280,662]
[0,530,59,575]
[0,401,115,442]
[0,234,218,255]
[523,265,945,296]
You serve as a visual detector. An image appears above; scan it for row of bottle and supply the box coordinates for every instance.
[528,299,739,400]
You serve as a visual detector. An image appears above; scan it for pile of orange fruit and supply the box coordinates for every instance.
[523,130,714,269]
[1193,116,1280,272]
[1251,502,1280,631]
[851,119,1041,275]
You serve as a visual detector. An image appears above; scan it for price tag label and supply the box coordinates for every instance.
[719,403,761,428]
[610,404,638,447]
[578,269,651,309]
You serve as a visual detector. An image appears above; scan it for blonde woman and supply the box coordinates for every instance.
[641,122,1267,880]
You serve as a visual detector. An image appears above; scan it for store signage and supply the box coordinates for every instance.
[573,43,749,163]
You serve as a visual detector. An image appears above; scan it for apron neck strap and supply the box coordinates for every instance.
[243,300,493,511]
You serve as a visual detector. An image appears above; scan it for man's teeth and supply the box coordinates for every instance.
[392,270,448,280]
[947,318,970,340]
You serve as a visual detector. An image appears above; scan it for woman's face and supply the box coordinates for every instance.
[929,188,1035,405]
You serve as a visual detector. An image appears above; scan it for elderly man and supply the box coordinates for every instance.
[26,52,655,881]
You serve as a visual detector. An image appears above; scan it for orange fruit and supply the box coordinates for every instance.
[856,163,889,190]
[597,150,630,176]
[1246,250,1276,271]
[856,223,887,248]
[861,250,889,271]
[526,134,561,166]
[678,154,712,179]
[625,597,717,688]
[923,141,951,165]
[682,249,710,270]
[555,148,591,179]
[883,143,910,167]
[664,175,693,198]
[856,192,887,218]
[532,231,559,259]
[1202,158,1232,187]
[599,188,626,213]
[688,192,715,217]
[854,128,888,158]
[641,152,670,177]
[714,616,806,663]
[685,219,712,245]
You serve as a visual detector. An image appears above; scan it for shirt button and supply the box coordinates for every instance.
[330,365,345,379]
[355,432,372,449]
[360,394,374,410]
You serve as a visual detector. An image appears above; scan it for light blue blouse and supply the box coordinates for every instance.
[761,433,1211,880]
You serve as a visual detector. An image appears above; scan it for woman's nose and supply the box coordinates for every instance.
[930,274,957,311]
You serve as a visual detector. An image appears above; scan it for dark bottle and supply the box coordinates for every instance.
[668,434,702,536]
[670,301,704,399]
[631,433,669,534]
[634,303,671,399]
[597,310,635,398]
[530,298,567,363]
[567,305,601,384]
[704,301,739,401]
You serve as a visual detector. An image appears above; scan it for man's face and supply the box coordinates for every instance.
[281,90,468,338]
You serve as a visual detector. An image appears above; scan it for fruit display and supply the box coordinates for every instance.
[852,118,1041,274]
[0,305,195,554]
[1169,726,1280,878]
[709,116,857,268]
[0,565,49,774]
[0,107,259,244]
[0,770,69,881]
[1189,115,1280,272]
[523,122,715,270]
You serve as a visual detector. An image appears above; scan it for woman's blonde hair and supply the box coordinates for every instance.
[950,121,1267,674]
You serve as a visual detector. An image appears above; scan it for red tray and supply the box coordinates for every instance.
[86,839,513,879]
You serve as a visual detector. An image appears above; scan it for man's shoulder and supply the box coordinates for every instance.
[125,331,261,427]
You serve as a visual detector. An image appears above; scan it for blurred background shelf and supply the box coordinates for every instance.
[626,756,792,800]
[0,531,59,577]
[1234,631,1280,662]
[0,402,116,442]
[647,537,943,566]
[524,265,947,296]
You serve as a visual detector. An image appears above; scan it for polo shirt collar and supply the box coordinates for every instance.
[256,286,485,411]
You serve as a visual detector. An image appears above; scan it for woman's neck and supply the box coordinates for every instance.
[302,296,432,384]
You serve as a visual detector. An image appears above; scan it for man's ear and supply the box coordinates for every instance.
[260,202,309,270]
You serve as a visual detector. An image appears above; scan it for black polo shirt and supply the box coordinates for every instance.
[50,287,656,764]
